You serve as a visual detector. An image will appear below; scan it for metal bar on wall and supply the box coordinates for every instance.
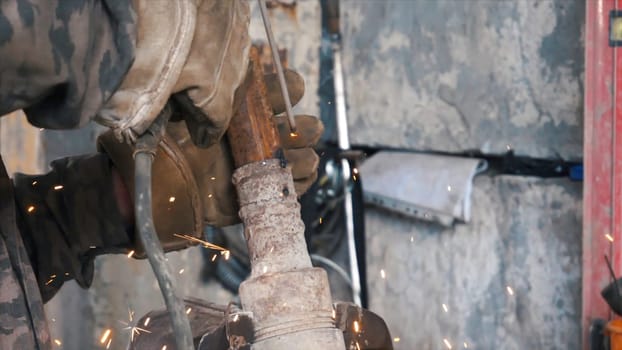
[583,0,618,348]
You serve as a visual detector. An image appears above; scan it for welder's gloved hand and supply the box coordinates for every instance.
[159,112,322,229]
[96,0,250,144]
[98,70,322,256]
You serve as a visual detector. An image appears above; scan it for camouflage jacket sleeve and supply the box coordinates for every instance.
[12,154,134,303]
[0,0,135,129]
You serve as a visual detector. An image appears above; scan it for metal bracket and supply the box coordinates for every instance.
[609,10,622,46]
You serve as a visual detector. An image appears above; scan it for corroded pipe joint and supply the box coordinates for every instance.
[233,159,311,275]
[233,159,345,349]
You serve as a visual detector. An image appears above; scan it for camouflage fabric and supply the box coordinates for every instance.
[0,2,136,348]
[0,153,134,349]
[0,0,135,129]
[0,156,50,349]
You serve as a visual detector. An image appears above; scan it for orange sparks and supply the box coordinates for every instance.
[169,196,176,203]
[106,338,112,349]
[162,346,167,350]
[443,338,452,349]
[210,176,216,180]
[128,326,150,342]
[127,250,135,258]
[506,286,514,296]
[394,337,400,343]
[120,309,152,342]
[173,233,228,251]
[31,181,37,186]
[221,250,231,260]
[100,329,112,344]
[289,132,298,138]
[27,206,35,213]
[606,233,614,242]
[353,320,360,333]
[144,317,151,327]
[53,185,64,190]
[45,278,54,286]
[179,268,185,275]
[380,269,386,279]
[186,307,192,315]
[442,303,448,313]
[54,339,62,346]
[211,254,217,262]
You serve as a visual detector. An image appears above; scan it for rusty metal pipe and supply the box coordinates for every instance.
[226,47,345,349]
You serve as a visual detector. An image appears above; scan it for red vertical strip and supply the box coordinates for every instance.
[613,0,622,273]
[583,0,616,348]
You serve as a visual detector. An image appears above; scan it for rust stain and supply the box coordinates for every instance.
[255,42,288,73]
[266,0,298,23]
[227,46,281,168]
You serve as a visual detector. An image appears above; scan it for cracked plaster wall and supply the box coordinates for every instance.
[342,1,585,349]
[342,0,584,159]
[366,176,582,350]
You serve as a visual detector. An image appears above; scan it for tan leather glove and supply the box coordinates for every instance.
[96,0,250,144]
[98,72,321,256]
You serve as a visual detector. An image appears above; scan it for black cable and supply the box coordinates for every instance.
[134,109,193,350]
[351,170,368,308]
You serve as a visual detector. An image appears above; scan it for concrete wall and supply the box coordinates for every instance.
[366,177,582,349]
[342,0,584,160]
[340,1,585,349]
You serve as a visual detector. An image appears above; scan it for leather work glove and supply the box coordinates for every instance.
[96,0,250,145]
[98,70,321,257]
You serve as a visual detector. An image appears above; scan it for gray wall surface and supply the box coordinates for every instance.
[365,176,582,350]
[341,1,585,349]
[342,0,584,159]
